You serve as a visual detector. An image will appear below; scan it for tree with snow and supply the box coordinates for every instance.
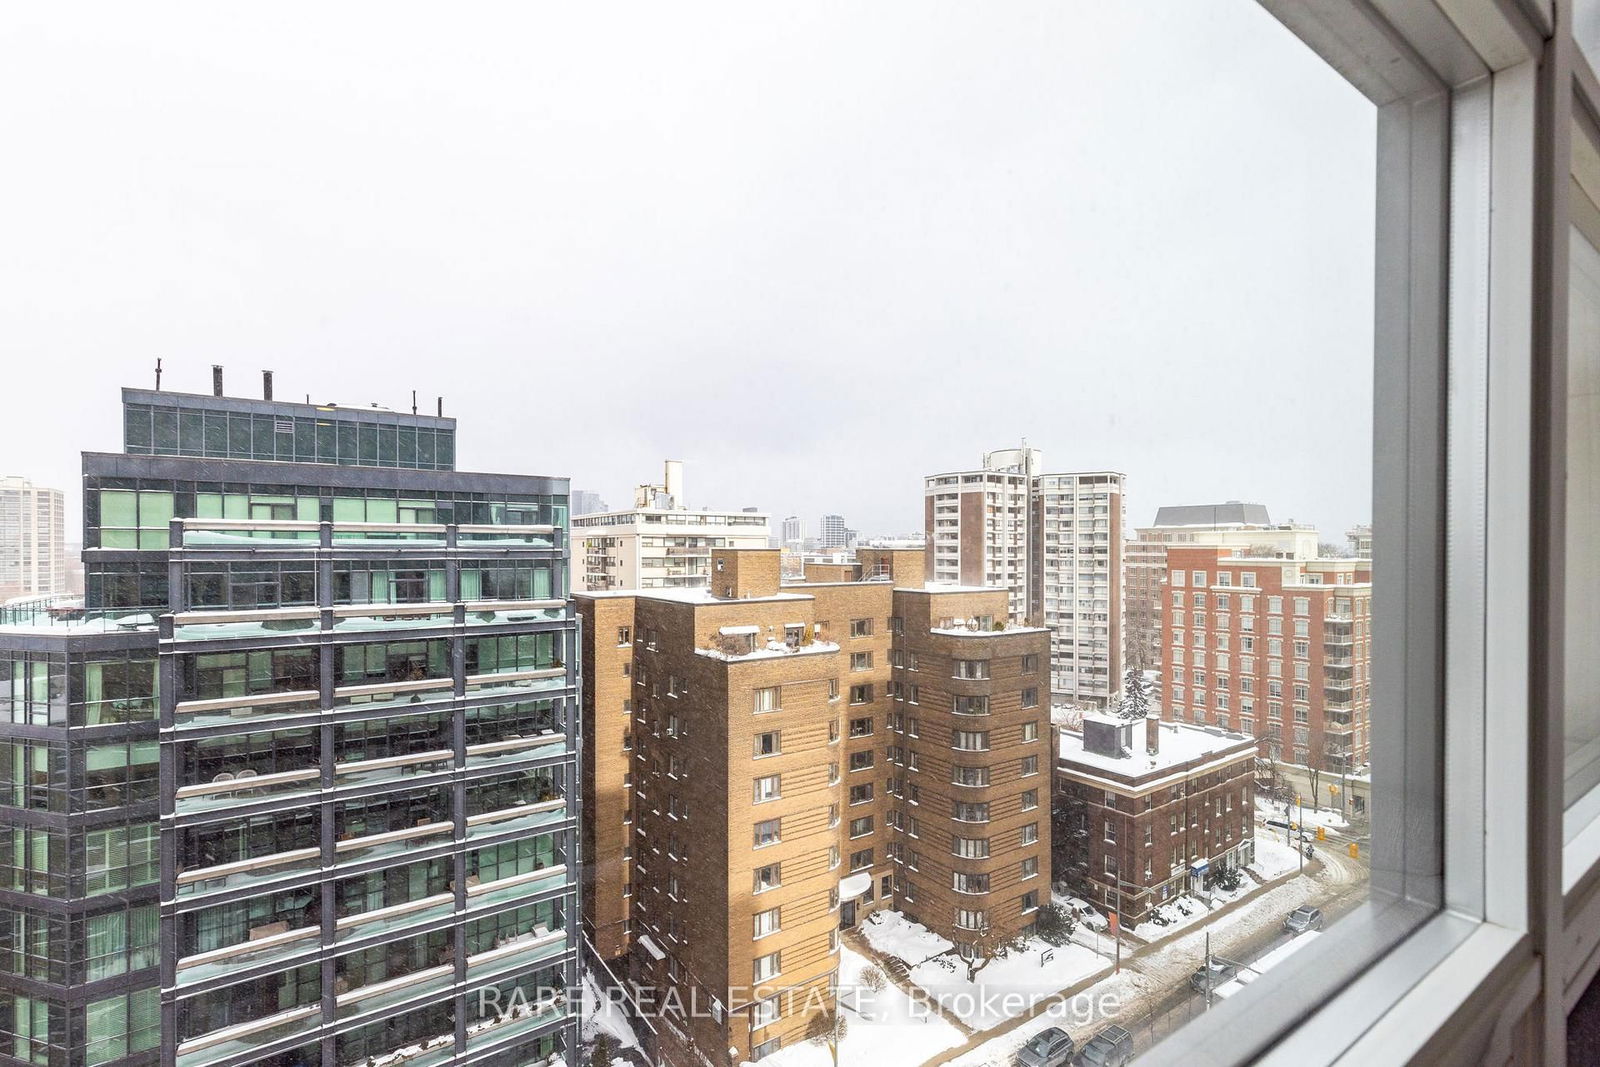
[1115,667,1151,721]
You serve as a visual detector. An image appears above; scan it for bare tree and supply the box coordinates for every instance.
[806,1006,849,1067]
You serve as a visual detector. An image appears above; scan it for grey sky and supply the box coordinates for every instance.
[0,2,1374,543]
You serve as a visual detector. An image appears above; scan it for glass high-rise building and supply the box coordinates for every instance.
[1,382,580,1067]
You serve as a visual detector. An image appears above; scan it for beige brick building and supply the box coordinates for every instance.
[577,547,1050,1065]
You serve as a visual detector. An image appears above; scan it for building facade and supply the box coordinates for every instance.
[1054,714,1256,925]
[573,463,769,592]
[0,475,68,600]
[578,548,1049,1066]
[816,515,846,550]
[1159,546,1374,775]
[924,450,1125,709]
[1,380,581,1067]
[1125,505,1319,674]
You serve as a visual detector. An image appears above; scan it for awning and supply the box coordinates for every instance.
[718,625,760,636]
[638,934,667,961]
[839,872,873,899]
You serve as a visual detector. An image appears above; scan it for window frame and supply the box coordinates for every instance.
[1143,0,1563,1063]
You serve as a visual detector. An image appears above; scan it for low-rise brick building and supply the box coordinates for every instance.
[1054,713,1256,925]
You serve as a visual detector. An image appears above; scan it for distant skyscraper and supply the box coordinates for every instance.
[0,474,66,600]
[780,515,803,550]
[572,488,608,517]
[1125,503,1318,673]
[818,513,847,548]
[924,448,1125,708]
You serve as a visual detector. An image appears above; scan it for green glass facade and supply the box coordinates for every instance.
[1,386,578,1067]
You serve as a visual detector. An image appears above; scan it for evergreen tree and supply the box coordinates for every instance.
[1116,667,1150,720]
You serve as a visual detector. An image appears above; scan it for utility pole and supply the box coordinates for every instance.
[1205,930,1214,1009]
[1297,793,1305,873]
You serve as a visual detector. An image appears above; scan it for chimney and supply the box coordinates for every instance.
[212,365,224,397]
[1146,713,1162,756]
[664,460,684,508]
[262,370,274,401]
[436,397,444,417]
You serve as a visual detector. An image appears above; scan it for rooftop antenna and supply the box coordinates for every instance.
[154,358,163,391]
[411,390,418,416]
[212,365,224,397]
[436,397,443,417]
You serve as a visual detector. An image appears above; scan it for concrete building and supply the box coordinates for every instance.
[924,449,1125,709]
[779,516,803,552]
[1159,546,1373,775]
[571,489,608,518]
[0,475,67,600]
[1347,523,1373,559]
[0,375,581,1067]
[573,462,770,592]
[1054,714,1256,925]
[577,548,1049,1066]
[1125,504,1319,674]
[817,514,847,549]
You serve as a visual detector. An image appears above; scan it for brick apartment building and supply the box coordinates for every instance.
[1124,503,1319,674]
[577,548,1050,1066]
[1055,714,1257,924]
[1158,546,1374,774]
[924,448,1125,709]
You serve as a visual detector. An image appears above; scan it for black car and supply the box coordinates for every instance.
[1190,958,1239,992]
[1075,1024,1135,1067]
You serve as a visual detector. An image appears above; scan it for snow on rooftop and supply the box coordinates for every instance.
[1058,716,1254,777]
[695,639,840,663]
[578,587,812,604]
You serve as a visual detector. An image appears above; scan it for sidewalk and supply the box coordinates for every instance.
[915,859,1321,1066]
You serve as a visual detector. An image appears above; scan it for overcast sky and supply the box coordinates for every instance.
[0,3,1374,543]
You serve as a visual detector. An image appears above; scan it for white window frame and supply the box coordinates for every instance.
[1143,2,1570,1064]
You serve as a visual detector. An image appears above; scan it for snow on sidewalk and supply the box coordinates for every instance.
[861,911,1110,1032]
[749,945,964,1067]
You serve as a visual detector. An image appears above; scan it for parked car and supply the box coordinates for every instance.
[1059,897,1108,930]
[1284,905,1325,934]
[1075,1024,1135,1067]
[1264,817,1313,841]
[1016,1026,1077,1067]
[1190,958,1239,992]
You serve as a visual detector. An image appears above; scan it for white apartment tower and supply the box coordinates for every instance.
[572,460,770,591]
[0,475,66,600]
[818,512,847,548]
[923,449,1126,708]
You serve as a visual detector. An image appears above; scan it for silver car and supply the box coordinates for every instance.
[1284,905,1325,934]
[1017,1026,1077,1067]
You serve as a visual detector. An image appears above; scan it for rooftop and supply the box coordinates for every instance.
[575,587,813,605]
[1058,716,1256,779]
[1151,501,1273,527]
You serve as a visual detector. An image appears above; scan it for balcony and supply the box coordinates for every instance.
[336,964,455,1023]
[175,1006,321,1067]
[175,768,320,816]
[175,847,321,899]
[336,892,458,946]
[175,925,320,988]
[172,689,321,732]
[464,926,570,985]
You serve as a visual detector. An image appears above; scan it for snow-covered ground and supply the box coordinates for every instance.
[860,911,1110,1032]
[749,945,964,1067]
[1255,796,1349,830]
[1251,835,1309,880]
[1133,892,1238,942]
[581,971,643,1054]
[858,910,954,964]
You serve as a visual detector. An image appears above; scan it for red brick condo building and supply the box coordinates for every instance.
[1158,546,1373,775]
